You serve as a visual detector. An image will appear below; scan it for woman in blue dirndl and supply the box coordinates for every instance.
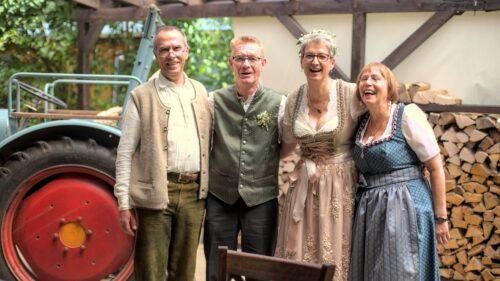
[350,62,450,281]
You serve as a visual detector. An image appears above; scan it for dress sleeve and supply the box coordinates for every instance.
[278,95,287,142]
[402,103,440,162]
[282,90,298,144]
[344,81,366,120]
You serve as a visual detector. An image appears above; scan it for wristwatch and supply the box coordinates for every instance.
[434,217,448,224]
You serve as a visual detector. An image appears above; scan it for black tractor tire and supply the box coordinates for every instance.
[0,137,133,281]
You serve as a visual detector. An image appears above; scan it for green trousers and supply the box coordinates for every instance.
[134,181,205,281]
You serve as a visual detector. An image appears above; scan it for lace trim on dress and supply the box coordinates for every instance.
[355,103,400,149]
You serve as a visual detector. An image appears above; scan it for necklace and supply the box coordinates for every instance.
[307,98,329,114]
[366,103,392,142]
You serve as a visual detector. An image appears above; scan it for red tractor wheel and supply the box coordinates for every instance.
[0,137,134,281]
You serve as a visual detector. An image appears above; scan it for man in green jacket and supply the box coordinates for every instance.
[204,36,286,281]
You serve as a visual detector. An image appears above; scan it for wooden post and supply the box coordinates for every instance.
[351,12,366,82]
[76,21,104,109]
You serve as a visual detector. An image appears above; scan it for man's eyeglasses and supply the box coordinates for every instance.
[303,53,330,63]
[157,46,185,58]
[232,56,262,64]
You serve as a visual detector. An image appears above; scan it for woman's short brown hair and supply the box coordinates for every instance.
[355,62,399,103]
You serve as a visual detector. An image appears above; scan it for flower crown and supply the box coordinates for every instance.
[297,29,338,56]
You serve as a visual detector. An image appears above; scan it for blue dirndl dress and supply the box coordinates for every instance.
[350,103,440,281]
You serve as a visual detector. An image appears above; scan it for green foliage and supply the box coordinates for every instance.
[0,3,233,111]
[95,18,234,94]
[91,18,234,108]
[0,0,76,108]
[170,18,234,91]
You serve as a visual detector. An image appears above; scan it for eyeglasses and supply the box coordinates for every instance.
[157,46,186,58]
[232,56,262,64]
[303,53,330,63]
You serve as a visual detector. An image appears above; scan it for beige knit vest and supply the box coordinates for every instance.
[128,77,211,209]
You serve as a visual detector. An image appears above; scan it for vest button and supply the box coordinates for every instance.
[163,127,167,132]
[164,146,168,150]
[242,140,247,144]
[239,184,243,188]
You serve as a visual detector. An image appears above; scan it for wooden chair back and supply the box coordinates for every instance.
[217,246,335,281]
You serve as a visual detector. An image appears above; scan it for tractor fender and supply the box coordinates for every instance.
[0,119,122,164]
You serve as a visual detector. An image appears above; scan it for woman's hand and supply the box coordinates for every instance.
[435,221,450,246]
[423,154,450,246]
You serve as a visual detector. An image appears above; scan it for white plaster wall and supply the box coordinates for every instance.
[232,11,500,105]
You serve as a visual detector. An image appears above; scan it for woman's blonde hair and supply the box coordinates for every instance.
[356,62,399,103]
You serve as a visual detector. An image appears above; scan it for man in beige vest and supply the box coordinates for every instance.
[114,26,211,281]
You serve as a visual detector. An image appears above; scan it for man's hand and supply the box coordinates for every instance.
[119,209,137,236]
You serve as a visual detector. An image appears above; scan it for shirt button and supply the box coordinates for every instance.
[243,140,247,144]
[164,146,168,150]
[244,118,247,122]
[240,173,243,176]
[241,162,245,166]
[163,127,167,132]
[239,184,243,188]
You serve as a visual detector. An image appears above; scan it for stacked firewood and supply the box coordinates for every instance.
[429,111,499,280]
[277,112,499,281]
[399,81,462,105]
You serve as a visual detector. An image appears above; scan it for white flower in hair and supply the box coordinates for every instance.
[297,29,338,56]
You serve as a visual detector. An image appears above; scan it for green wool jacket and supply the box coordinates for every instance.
[209,85,282,207]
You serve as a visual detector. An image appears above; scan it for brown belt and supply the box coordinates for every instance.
[167,172,199,184]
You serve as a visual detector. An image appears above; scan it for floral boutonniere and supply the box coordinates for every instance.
[256,111,271,131]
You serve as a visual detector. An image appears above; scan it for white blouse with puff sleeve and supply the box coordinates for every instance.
[360,103,440,162]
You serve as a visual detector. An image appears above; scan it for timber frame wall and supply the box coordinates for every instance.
[71,0,500,109]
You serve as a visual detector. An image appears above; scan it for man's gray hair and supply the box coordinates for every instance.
[153,25,189,51]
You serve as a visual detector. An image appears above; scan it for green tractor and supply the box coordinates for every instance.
[0,7,163,281]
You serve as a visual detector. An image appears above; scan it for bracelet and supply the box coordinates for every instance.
[434,216,448,224]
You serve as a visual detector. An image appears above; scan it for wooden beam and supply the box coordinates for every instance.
[73,0,100,9]
[276,15,350,82]
[115,0,149,7]
[382,10,455,69]
[417,104,500,114]
[76,21,104,109]
[73,1,500,22]
[351,12,366,82]
[11,112,121,120]
[276,15,306,39]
